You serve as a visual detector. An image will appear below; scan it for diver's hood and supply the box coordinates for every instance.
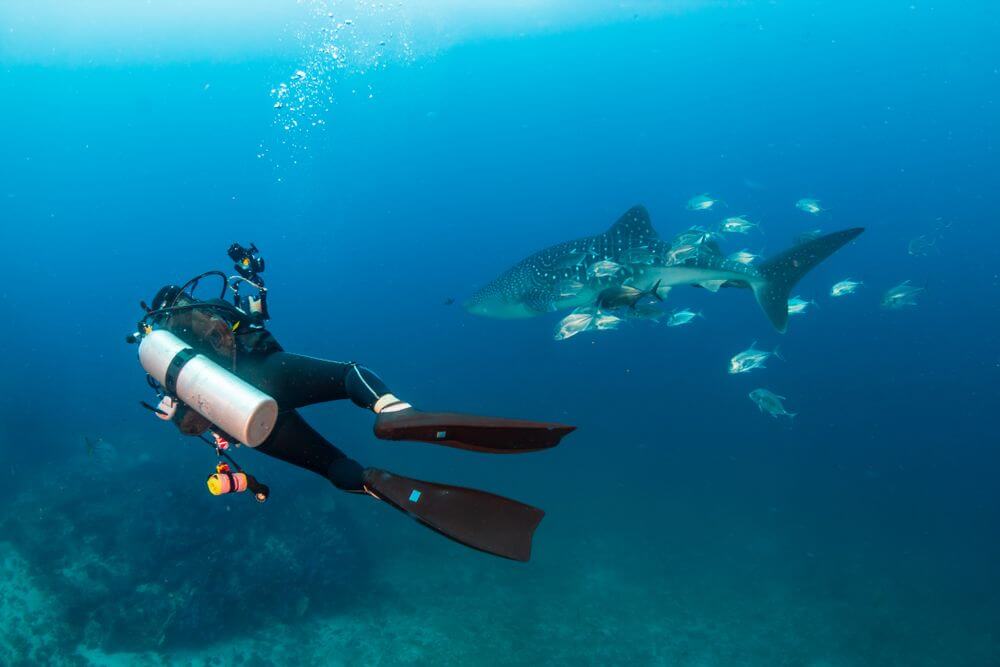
[151,284,183,311]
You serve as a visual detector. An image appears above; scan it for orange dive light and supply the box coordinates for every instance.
[206,462,248,495]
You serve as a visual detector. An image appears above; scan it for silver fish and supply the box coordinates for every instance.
[666,308,703,327]
[786,296,817,315]
[727,249,759,265]
[554,312,594,341]
[830,279,862,297]
[719,215,756,234]
[587,260,623,279]
[882,280,923,310]
[729,342,782,374]
[555,279,585,298]
[686,193,719,211]
[594,313,624,330]
[749,388,796,419]
[795,198,822,214]
[666,244,700,265]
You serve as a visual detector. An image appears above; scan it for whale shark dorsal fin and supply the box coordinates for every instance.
[607,205,657,241]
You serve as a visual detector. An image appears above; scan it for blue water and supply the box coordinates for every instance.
[2,2,998,664]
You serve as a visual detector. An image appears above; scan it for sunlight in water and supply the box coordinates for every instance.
[262,1,415,168]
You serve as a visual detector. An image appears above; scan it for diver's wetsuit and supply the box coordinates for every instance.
[236,352,390,491]
[161,298,387,491]
[143,286,574,561]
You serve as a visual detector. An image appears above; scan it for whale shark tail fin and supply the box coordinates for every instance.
[753,227,864,332]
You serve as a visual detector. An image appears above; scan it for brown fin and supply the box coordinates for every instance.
[364,468,544,561]
[375,410,575,454]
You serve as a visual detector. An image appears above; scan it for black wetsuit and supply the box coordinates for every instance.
[238,352,389,490]
[162,298,389,491]
[147,290,571,561]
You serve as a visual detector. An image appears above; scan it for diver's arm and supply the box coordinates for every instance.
[228,241,269,324]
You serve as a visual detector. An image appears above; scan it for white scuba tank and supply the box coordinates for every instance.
[138,329,278,446]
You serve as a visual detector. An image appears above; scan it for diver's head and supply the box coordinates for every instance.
[150,284,183,311]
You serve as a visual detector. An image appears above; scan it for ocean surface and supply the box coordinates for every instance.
[1,1,998,665]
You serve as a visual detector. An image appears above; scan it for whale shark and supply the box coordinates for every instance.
[465,205,863,332]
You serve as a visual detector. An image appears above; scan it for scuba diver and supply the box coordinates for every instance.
[127,243,574,561]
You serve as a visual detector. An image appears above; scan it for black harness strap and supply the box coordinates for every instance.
[164,347,198,395]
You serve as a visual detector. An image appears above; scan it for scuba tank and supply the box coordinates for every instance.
[138,329,278,446]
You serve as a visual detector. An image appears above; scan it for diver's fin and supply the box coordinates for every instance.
[753,227,864,332]
[363,468,544,561]
[607,205,657,240]
[375,409,575,454]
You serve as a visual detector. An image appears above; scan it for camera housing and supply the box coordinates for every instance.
[228,242,265,282]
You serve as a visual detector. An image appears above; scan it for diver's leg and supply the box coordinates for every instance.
[238,352,401,411]
[256,412,547,560]
[256,410,364,491]
[242,352,575,454]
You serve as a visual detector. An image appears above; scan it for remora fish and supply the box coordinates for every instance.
[465,205,864,332]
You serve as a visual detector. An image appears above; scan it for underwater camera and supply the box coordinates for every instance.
[228,241,265,282]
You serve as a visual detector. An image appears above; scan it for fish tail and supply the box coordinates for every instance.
[752,227,864,332]
[773,345,785,362]
[648,279,663,302]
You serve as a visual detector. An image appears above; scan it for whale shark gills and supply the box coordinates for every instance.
[465,205,864,332]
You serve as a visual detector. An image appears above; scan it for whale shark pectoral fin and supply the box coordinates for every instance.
[752,281,791,333]
[754,227,864,332]
[699,279,726,293]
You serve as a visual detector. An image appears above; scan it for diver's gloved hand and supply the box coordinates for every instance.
[245,475,270,503]
[155,395,213,436]
[156,395,179,421]
[373,406,575,454]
